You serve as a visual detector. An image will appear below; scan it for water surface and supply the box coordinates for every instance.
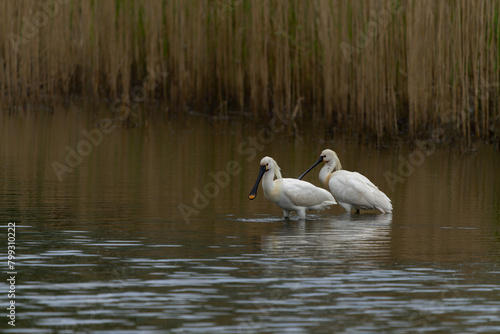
[1,105,499,333]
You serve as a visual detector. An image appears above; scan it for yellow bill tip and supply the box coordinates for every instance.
[248,194,256,200]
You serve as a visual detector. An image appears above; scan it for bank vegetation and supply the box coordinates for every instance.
[1,0,499,142]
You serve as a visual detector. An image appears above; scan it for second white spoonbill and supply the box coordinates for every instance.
[248,156,336,219]
[298,149,392,214]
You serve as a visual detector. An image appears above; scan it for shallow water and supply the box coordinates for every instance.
[1,105,500,333]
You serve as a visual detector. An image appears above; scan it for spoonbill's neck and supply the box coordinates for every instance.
[260,168,272,188]
[262,169,281,200]
[319,161,338,186]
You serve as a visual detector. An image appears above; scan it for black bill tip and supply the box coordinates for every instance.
[248,165,267,200]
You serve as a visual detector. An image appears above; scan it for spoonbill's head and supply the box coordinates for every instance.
[297,149,341,180]
[248,157,281,200]
[320,149,342,170]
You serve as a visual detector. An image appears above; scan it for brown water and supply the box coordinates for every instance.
[1,103,500,333]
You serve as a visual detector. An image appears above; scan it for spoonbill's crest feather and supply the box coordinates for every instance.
[271,158,282,179]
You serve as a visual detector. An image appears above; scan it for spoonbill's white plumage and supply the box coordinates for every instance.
[248,156,336,219]
[298,149,392,214]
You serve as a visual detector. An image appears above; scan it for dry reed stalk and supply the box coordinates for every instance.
[0,0,499,142]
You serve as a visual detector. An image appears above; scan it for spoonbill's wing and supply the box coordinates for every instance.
[282,178,336,206]
[330,171,390,209]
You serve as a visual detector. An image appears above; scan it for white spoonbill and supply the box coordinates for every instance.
[298,149,392,214]
[248,156,337,219]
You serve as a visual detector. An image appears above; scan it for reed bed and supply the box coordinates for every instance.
[0,0,499,141]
